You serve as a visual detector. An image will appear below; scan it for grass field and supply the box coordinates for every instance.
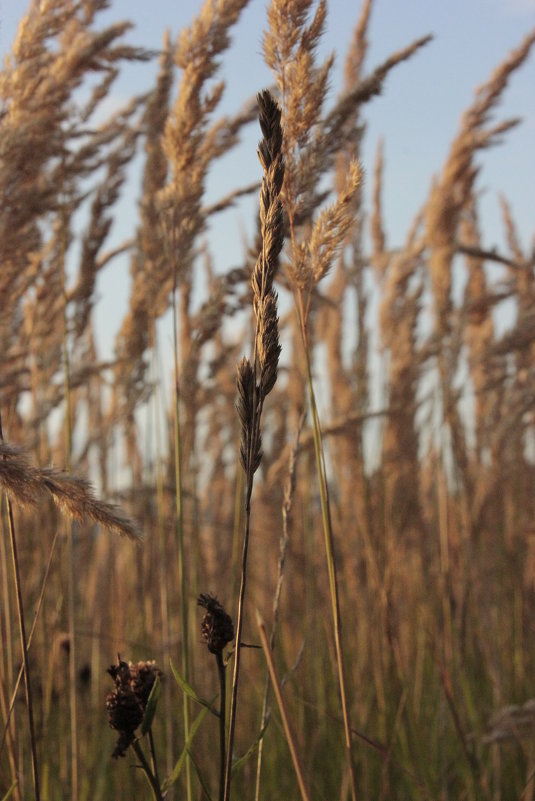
[1,1,535,799]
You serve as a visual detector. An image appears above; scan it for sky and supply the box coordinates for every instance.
[0,0,534,355]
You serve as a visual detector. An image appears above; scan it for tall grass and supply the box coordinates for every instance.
[1,1,535,799]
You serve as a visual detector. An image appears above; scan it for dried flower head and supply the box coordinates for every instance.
[197,593,234,655]
[106,657,162,758]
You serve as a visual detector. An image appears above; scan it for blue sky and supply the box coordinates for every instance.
[1,0,534,353]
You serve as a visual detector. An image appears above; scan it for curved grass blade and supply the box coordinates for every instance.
[231,723,268,774]
[188,747,214,801]
[162,706,208,792]
[170,658,220,717]
[1,782,18,801]
[141,675,161,736]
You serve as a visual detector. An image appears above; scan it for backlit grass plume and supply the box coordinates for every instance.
[0,440,141,540]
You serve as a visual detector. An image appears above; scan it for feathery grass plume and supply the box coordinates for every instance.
[70,125,140,340]
[308,161,362,285]
[225,88,284,801]
[113,34,174,413]
[499,193,525,265]
[0,0,151,304]
[264,1,364,310]
[426,28,535,338]
[0,441,141,540]
[0,0,151,477]
[159,0,250,288]
[264,0,332,231]
[325,33,433,134]
[286,33,433,212]
[370,138,388,277]
[115,2,254,419]
[379,224,426,541]
[424,29,535,504]
[497,195,535,458]
[460,201,497,460]
[322,4,373,567]
[161,16,257,490]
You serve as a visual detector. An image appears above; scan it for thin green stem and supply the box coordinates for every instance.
[172,271,192,801]
[0,495,20,801]
[132,739,164,801]
[297,296,359,801]
[225,311,264,801]
[60,203,78,801]
[148,728,161,790]
[0,414,40,801]
[152,344,174,773]
[216,651,226,801]
[223,500,252,801]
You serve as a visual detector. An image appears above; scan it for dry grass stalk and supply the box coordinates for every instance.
[256,610,312,801]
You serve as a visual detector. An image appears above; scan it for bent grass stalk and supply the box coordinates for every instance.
[256,610,311,801]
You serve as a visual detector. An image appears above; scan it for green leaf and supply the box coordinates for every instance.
[231,723,268,774]
[162,706,208,792]
[141,675,161,735]
[188,747,214,801]
[169,658,220,717]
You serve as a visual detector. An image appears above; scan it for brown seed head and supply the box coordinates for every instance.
[106,657,162,758]
[197,593,234,655]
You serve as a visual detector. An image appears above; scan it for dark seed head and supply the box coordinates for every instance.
[197,593,234,655]
[106,656,162,758]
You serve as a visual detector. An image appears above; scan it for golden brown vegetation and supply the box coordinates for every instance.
[1,1,534,800]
